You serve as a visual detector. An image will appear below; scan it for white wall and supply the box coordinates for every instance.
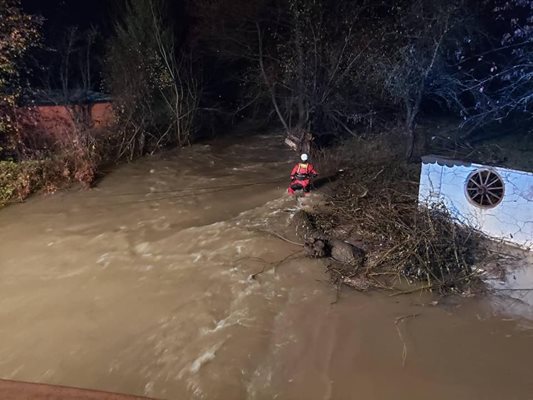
[418,156,533,250]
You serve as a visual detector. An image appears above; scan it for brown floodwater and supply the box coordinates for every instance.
[0,134,532,400]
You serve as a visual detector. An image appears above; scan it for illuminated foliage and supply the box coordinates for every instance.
[106,0,199,158]
[0,0,41,158]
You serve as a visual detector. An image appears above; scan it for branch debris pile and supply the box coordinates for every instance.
[309,163,489,294]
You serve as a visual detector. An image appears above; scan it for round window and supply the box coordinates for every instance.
[465,169,505,208]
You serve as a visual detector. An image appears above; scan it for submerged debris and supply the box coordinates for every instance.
[304,237,328,258]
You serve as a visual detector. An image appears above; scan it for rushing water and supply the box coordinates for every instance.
[0,134,532,400]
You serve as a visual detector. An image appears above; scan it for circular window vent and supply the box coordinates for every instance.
[465,169,505,208]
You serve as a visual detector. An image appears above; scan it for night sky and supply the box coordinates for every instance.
[22,0,112,34]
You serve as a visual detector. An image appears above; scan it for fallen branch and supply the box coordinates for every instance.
[390,284,434,297]
[395,313,420,367]
[249,251,304,280]
[252,228,304,247]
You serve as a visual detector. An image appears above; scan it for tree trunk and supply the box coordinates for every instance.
[405,125,416,160]
[256,23,289,132]
[294,15,307,130]
[404,92,422,161]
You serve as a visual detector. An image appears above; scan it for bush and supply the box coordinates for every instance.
[0,160,44,206]
[0,136,105,208]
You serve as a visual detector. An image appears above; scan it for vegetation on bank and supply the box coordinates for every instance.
[0,159,65,206]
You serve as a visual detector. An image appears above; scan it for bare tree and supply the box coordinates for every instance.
[365,0,467,158]
[149,0,199,147]
[106,0,200,159]
[455,0,532,136]
[253,0,379,150]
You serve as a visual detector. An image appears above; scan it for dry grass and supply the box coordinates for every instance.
[312,128,408,176]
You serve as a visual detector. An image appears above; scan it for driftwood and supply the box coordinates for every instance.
[285,137,298,151]
[330,238,365,267]
[342,276,371,291]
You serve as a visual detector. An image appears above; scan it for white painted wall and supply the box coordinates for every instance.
[418,156,533,250]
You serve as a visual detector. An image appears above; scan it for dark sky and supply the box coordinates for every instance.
[19,0,187,92]
[20,0,113,91]
[22,0,112,34]
[21,0,186,39]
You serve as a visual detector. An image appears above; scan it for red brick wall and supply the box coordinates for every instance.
[17,102,114,140]
[91,102,115,128]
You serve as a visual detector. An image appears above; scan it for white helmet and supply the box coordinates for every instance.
[300,153,309,162]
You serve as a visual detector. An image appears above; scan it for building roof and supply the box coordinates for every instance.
[421,154,533,175]
[22,90,112,106]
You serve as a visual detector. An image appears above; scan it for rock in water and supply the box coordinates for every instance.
[293,210,365,267]
[330,239,365,267]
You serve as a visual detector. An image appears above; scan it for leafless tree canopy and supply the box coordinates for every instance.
[106,0,199,159]
[188,0,531,156]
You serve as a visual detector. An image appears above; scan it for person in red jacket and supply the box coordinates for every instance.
[288,153,318,195]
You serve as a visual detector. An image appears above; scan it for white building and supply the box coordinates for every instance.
[418,155,533,250]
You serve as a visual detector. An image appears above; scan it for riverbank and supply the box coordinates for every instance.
[0,159,73,207]
[0,129,109,207]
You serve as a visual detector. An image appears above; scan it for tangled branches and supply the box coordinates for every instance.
[313,163,487,294]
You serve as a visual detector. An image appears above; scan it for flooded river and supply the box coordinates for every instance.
[0,134,532,400]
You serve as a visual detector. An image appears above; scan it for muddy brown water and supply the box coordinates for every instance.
[0,134,532,400]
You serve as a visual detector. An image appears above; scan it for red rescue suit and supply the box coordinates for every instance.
[288,162,318,195]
